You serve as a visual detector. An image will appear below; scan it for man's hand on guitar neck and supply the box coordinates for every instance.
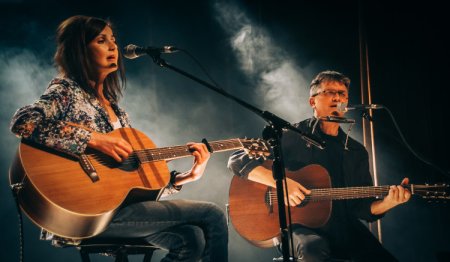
[88,131,133,162]
[172,142,211,186]
[371,177,411,215]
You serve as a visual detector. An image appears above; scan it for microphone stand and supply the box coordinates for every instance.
[147,53,325,262]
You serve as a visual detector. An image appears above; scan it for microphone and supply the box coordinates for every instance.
[123,44,178,59]
[337,102,384,112]
[320,116,356,124]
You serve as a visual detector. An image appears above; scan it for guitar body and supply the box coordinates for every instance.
[9,128,170,239]
[229,163,332,248]
[229,162,450,248]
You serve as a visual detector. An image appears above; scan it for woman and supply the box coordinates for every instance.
[10,15,228,262]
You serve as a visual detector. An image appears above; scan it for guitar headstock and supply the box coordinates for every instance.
[413,184,450,201]
[240,138,271,160]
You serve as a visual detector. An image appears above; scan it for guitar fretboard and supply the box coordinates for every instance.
[134,139,244,162]
[308,186,395,200]
[268,185,419,202]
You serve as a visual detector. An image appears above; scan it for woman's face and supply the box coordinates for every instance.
[87,26,118,78]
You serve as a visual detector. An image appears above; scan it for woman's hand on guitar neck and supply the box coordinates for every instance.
[88,132,133,162]
[173,142,210,186]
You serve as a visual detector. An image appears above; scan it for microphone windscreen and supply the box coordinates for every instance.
[123,44,140,59]
[336,102,348,112]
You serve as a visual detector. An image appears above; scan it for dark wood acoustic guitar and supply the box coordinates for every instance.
[9,127,270,239]
[228,162,449,248]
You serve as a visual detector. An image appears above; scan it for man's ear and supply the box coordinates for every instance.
[309,96,315,108]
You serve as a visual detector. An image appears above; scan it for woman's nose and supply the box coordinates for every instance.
[108,41,116,50]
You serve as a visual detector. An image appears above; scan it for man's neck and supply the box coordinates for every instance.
[319,121,339,136]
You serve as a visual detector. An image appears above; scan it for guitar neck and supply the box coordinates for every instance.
[309,185,413,201]
[136,139,244,162]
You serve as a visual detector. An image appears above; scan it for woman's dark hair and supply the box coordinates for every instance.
[54,15,125,102]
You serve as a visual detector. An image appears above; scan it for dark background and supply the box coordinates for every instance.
[1,1,449,261]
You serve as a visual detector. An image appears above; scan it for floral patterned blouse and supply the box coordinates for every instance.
[10,77,181,199]
[10,77,131,157]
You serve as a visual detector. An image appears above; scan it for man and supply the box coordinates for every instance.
[228,70,410,261]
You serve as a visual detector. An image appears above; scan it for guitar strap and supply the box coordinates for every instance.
[201,138,213,153]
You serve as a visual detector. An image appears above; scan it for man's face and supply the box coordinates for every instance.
[309,81,349,118]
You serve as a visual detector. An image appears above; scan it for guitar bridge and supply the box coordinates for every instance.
[265,187,273,213]
[79,154,99,183]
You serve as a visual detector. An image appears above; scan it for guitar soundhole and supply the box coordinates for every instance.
[265,187,309,211]
[297,201,308,208]
[117,156,140,171]
[90,153,140,171]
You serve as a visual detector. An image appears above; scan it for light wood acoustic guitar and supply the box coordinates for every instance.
[228,162,449,248]
[9,127,270,239]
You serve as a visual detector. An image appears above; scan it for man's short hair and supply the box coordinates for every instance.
[309,70,350,96]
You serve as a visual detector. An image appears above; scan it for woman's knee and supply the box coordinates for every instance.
[201,202,227,228]
[176,225,206,259]
[148,225,206,261]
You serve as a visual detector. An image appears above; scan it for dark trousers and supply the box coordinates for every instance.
[286,226,397,262]
[97,199,228,262]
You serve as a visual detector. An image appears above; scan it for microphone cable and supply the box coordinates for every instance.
[382,106,450,179]
[176,48,222,90]
[11,183,24,262]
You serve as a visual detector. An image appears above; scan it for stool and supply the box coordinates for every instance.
[53,237,159,262]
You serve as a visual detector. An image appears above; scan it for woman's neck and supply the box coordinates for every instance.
[89,75,106,99]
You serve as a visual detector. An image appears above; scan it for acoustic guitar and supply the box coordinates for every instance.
[228,162,449,248]
[9,127,269,239]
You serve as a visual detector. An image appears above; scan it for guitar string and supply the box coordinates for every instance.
[89,138,268,163]
[133,140,244,160]
[88,139,240,159]
[100,139,242,160]
[266,185,447,201]
[268,186,393,201]
[87,139,249,165]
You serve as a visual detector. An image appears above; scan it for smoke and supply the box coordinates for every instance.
[0,48,55,151]
[214,1,313,122]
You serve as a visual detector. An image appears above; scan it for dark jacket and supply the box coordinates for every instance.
[227,118,384,251]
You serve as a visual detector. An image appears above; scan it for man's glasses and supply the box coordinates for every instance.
[312,89,348,99]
